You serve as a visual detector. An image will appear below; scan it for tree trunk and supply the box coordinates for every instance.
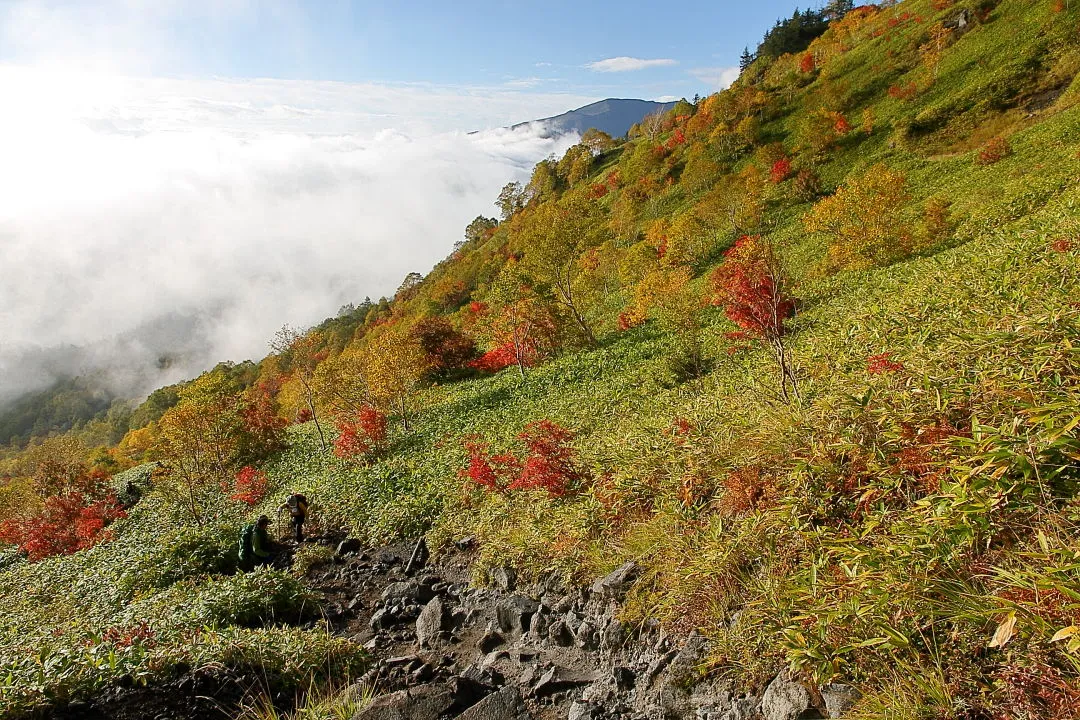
[307,393,327,450]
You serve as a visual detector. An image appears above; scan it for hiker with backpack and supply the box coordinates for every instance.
[279,492,309,542]
[238,515,275,571]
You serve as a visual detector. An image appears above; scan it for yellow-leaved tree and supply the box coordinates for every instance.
[516,190,606,345]
[154,371,244,526]
[270,326,329,449]
[361,327,431,431]
[803,164,909,272]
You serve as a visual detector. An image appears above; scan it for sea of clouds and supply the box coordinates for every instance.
[0,67,587,405]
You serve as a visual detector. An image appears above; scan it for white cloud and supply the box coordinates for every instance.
[586,57,678,73]
[0,66,589,404]
[505,77,545,89]
[689,66,741,90]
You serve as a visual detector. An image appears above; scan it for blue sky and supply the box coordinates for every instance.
[3,0,810,115]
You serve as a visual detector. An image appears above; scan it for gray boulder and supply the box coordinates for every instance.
[336,538,363,556]
[724,697,760,720]
[761,672,813,720]
[495,594,540,633]
[589,561,639,598]
[568,701,596,720]
[351,685,452,720]
[489,566,517,591]
[454,686,533,720]
[415,596,446,649]
[533,666,599,698]
[547,619,574,646]
[382,581,420,603]
[821,683,860,718]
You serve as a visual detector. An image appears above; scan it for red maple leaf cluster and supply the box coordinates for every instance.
[334,406,389,460]
[460,420,585,498]
[230,466,269,506]
[0,492,126,562]
[710,235,796,343]
[770,157,793,184]
[867,352,905,374]
[468,342,521,373]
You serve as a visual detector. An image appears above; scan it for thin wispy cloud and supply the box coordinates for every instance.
[689,66,741,90]
[586,56,678,73]
[505,77,545,89]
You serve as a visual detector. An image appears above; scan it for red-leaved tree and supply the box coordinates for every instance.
[459,420,586,498]
[460,439,522,492]
[411,316,477,376]
[710,235,800,401]
[770,157,793,184]
[334,406,389,461]
[468,342,521,374]
[230,466,269,506]
[0,493,125,562]
[238,383,287,465]
[510,420,584,497]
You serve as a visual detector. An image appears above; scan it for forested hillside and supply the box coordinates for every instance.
[2,0,1079,717]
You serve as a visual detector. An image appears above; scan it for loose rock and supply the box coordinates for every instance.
[760,672,813,720]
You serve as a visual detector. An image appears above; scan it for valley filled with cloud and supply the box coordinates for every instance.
[0,67,586,404]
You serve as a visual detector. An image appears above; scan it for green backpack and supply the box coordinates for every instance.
[238,523,255,561]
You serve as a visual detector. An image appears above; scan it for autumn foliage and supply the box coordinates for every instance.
[976,136,1011,165]
[334,406,389,460]
[460,440,521,492]
[230,466,269,506]
[411,316,477,375]
[804,164,909,271]
[770,157,793,184]
[238,385,288,464]
[460,419,585,497]
[468,342,521,374]
[867,352,905,374]
[0,491,125,562]
[710,235,800,400]
[710,236,796,342]
[512,420,584,497]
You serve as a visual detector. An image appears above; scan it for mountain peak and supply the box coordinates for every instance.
[512,98,677,138]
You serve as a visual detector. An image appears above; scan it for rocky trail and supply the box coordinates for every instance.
[303,535,857,720]
[44,535,860,720]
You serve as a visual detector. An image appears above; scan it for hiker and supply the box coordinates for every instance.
[238,514,274,570]
[279,492,309,542]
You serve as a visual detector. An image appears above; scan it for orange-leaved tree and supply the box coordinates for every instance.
[0,436,125,561]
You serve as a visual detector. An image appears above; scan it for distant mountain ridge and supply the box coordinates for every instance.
[512,98,677,138]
